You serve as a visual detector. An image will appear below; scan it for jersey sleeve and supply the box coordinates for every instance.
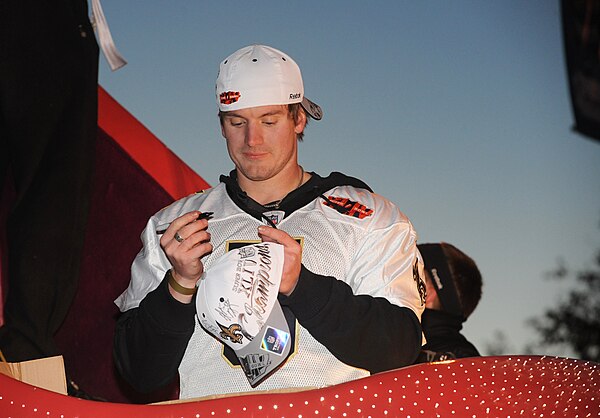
[348,213,426,321]
[114,214,172,312]
[113,272,196,392]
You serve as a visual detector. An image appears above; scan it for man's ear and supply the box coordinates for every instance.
[294,108,307,135]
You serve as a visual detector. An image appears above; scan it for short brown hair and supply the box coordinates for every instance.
[218,103,308,141]
[441,242,483,319]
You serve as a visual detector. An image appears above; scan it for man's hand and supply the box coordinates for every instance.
[258,225,302,296]
[160,211,212,302]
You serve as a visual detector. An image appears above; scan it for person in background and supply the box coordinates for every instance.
[0,0,98,366]
[415,242,482,362]
[113,44,426,399]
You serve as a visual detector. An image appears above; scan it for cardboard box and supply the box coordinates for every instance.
[0,355,67,395]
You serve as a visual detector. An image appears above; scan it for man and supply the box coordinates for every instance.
[114,44,425,399]
[416,242,482,363]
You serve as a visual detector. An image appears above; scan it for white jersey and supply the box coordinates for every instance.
[115,176,425,399]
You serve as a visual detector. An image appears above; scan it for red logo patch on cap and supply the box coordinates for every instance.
[220,91,241,105]
[323,196,374,219]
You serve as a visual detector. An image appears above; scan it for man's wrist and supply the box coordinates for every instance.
[167,269,198,296]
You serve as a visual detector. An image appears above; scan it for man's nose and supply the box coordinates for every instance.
[245,122,263,146]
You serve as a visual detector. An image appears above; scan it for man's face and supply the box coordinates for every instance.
[424,270,442,310]
[220,105,306,183]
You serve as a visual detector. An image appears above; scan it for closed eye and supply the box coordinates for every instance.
[261,117,280,126]
[227,118,246,127]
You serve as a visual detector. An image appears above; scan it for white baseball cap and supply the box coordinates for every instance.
[196,242,292,387]
[216,44,323,120]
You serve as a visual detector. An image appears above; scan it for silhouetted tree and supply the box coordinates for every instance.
[483,330,513,356]
[528,248,600,362]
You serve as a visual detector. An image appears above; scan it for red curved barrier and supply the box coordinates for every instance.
[1,356,598,417]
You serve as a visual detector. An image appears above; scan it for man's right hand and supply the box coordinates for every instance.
[159,211,213,302]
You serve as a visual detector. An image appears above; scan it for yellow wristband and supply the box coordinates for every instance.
[167,270,197,296]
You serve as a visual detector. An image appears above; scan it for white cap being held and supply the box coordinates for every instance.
[196,242,292,387]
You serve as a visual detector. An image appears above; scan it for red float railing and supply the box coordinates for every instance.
[1,356,598,417]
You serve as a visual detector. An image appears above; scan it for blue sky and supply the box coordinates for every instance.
[98,1,600,356]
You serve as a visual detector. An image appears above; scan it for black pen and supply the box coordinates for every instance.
[155,211,214,235]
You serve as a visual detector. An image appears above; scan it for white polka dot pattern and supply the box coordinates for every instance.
[0,356,598,417]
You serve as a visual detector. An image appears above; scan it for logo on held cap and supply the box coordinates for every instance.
[240,353,272,380]
[261,326,290,355]
[217,322,245,344]
[220,91,241,105]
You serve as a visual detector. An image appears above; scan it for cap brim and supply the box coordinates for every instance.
[230,300,292,387]
[302,97,323,120]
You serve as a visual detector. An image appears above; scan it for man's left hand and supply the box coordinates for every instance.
[258,225,302,296]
